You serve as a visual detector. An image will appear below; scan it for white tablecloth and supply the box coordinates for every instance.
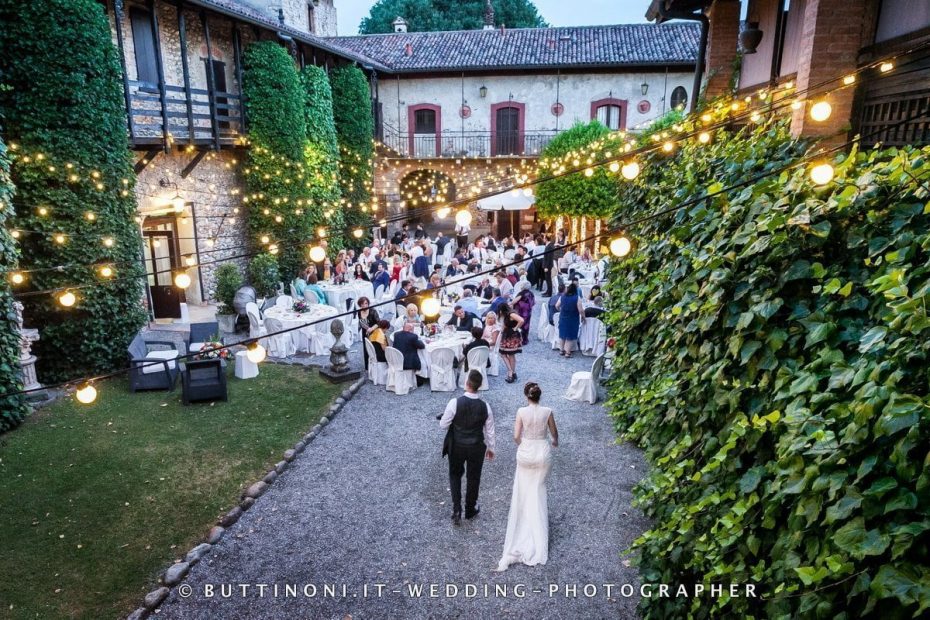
[417,332,470,379]
[567,262,599,281]
[264,304,348,354]
[318,280,375,312]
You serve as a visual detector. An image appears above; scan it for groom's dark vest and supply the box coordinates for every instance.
[451,396,488,447]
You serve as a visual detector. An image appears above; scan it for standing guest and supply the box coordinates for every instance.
[390,228,404,246]
[497,302,525,383]
[393,322,426,379]
[556,282,585,358]
[548,284,565,325]
[435,231,451,256]
[482,311,501,348]
[462,326,491,370]
[414,223,426,240]
[371,262,391,295]
[356,296,380,368]
[440,369,496,525]
[368,319,390,364]
[447,305,479,332]
[412,239,432,285]
[541,235,555,297]
[513,285,536,345]
[352,263,370,281]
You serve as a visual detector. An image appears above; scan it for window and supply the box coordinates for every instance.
[203,59,230,129]
[670,86,688,111]
[414,109,436,134]
[129,7,159,88]
[595,104,623,130]
[307,3,315,33]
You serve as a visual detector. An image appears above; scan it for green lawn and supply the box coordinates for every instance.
[0,363,340,619]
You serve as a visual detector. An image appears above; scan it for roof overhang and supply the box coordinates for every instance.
[646,0,714,22]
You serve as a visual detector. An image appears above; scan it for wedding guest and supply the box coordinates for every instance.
[447,305,479,332]
[395,279,413,302]
[371,262,391,295]
[353,263,370,281]
[334,250,348,277]
[414,223,426,240]
[463,326,491,370]
[445,258,464,279]
[482,311,501,348]
[427,273,442,290]
[542,235,556,297]
[498,302,525,383]
[292,270,308,298]
[368,250,387,278]
[304,272,327,304]
[482,288,508,317]
[458,289,480,315]
[393,322,425,374]
[435,231,451,256]
[588,285,602,301]
[584,296,606,319]
[368,319,389,363]
[547,284,565,325]
[455,219,470,249]
[356,296,380,366]
[393,303,421,332]
[556,282,585,358]
[496,271,514,298]
[513,285,535,345]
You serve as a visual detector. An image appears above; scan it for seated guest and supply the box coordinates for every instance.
[392,322,425,373]
[458,289,480,315]
[368,251,388,278]
[462,326,491,370]
[584,296,606,318]
[371,262,391,294]
[445,258,464,279]
[447,305,479,332]
[548,284,566,325]
[303,272,327,304]
[393,303,422,332]
[496,271,514,298]
[427,273,442,290]
[368,319,390,362]
[482,288,508,317]
[395,279,413,302]
[292,271,308,297]
[353,263,370,281]
[588,285,602,301]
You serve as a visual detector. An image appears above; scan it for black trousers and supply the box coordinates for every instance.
[456,234,468,249]
[448,442,485,514]
[543,267,553,296]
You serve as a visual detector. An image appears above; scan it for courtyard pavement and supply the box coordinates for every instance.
[156,303,648,619]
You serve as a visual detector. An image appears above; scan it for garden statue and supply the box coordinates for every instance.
[328,319,349,374]
[13,301,44,399]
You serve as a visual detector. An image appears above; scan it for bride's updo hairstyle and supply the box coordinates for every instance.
[524,382,542,403]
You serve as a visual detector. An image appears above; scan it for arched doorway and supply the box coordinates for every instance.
[399,169,457,235]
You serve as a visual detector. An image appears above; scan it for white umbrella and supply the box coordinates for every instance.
[476,189,535,211]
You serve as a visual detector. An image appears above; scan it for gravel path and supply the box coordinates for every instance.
[157,303,648,620]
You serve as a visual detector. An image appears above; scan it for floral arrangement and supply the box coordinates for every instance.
[197,341,229,361]
[292,299,310,313]
[333,273,346,285]
[427,323,440,336]
[447,291,460,303]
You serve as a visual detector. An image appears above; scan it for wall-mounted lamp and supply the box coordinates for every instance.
[479,85,487,98]
[641,82,649,96]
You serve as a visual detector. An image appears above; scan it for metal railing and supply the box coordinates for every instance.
[380,129,561,158]
[127,80,244,148]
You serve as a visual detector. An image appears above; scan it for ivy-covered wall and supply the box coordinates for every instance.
[0,0,147,383]
[0,137,29,432]
[605,120,930,617]
[329,65,374,246]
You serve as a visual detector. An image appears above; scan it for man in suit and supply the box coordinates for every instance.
[542,235,556,297]
[392,322,425,373]
[435,231,451,256]
[447,305,479,332]
[439,370,496,525]
[371,262,391,295]
[462,326,491,370]
[395,279,413,302]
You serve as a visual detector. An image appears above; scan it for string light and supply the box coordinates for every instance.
[352,229,364,239]
[421,297,440,317]
[609,236,632,258]
[621,161,641,181]
[662,141,675,153]
[608,161,620,173]
[436,207,450,219]
[880,61,894,72]
[171,193,185,213]
[10,272,24,285]
[308,246,326,263]
[246,341,266,364]
[75,382,97,405]
[455,209,472,227]
[99,265,114,278]
[174,272,192,289]
[810,101,833,122]
[843,74,856,85]
[698,132,711,144]
[54,234,66,244]
[58,291,76,307]
[810,163,835,185]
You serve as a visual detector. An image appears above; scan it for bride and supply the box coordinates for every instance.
[494,382,559,571]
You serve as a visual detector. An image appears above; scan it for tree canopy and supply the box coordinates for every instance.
[359,0,546,34]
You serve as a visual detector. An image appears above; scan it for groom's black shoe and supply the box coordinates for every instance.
[465,505,480,520]
[451,511,462,526]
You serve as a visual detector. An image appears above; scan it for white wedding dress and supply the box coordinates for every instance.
[496,404,553,571]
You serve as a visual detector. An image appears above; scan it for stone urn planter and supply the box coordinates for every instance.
[740,21,763,54]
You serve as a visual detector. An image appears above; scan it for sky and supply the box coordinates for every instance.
[336,0,654,36]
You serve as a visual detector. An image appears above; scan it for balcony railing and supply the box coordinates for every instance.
[380,130,561,159]
[127,80,244,149]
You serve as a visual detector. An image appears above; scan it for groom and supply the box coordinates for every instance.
[439,370,496,525]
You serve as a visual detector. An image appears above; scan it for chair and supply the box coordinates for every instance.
[188,321,220,356]
[386,279,399,299]
[264,317,296,358]
[488,336,501,377]
[289,282,299,298]
[579,318,607,357]
[181,359,227,405]
[363,339,388,386]
[459,346,489,390]
[373,283,385,299]
[537,304,550,341]
[549,312,561,350]
[276,295,293,308]
[564,354,606,404]
[303,290,320,304]
[428,347,457,392]
[471,317,484,330]
[127,335,181,392]
[385,346,416,395]
[245,302,265,339]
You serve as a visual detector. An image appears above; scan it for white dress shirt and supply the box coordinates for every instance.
[439,392,496,453]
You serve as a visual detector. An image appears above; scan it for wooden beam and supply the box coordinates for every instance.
[232,20,247,135]
[147,0,171,149]
[112,0,137,139]
[201,9,221,151]
[134,149,162,174]
[180,150,207,178]
[176,1,195,144]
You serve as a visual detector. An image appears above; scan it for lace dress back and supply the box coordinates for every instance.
[520,405,551,440]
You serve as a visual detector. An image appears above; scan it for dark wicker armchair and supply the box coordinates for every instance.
[188,321,221,356]
[127,334,181,392]
[181,359,228,405]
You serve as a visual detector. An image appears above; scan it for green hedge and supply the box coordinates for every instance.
[605,120,930,617]
[535,121,621,218]
[0,137,29,431]
[0,0,146,383]
[329,65,374,246]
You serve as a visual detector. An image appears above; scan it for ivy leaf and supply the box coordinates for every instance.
[884,490,918,514]
[858,327,888,353]
[870,565,920,606]
[784,259,811,282]
[834,517,890,559]
[795,566,830,586]
[740,340,762,364]
[824,492,862,524]
[874,395,923,437]
[739,467,764,493]
[803,321,835,347]
[864,477,898,497]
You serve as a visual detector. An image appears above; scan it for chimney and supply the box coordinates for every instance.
[393,16,408,33]
[404,42,413,56]
[483,0,495,30]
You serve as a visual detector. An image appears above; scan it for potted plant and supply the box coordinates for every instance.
[248,253,280,309]
[213,264,242,334]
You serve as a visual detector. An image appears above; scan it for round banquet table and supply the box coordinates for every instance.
[318,280,375,312]
[416,331,471,379]
[263,304,347,355]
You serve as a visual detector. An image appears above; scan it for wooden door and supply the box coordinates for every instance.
[496,210,521,239]
[495,106,520,155]
[143,226,183,319]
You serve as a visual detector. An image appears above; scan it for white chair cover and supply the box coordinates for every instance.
[386,279,399,299]
[579,318,607,357]
[459,346,489,390]
[549,312,561,349]
[246,302,265,339]
[363,339,388,386]
[428,347,457,392]
[537,303,550,341]
[385,346,416,395]
[276,295,293,308]
[303,290,320,304]
[564,354,606,404]
[488,337,501,377]
[471,317,484,330]
[263,317,296,358]
[289,282,299,298]
[374,284,385,299]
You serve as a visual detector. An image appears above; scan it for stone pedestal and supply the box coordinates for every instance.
[14,303,47,401]
[318,318,361,384]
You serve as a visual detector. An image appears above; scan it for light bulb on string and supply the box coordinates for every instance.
[584,168,594,177]
[174,272,192,289]
[246,341,266,364]
[455,209,472,227]
[621,161,641,181]
[172,194,185,213]
[880,61,894,73]
[103,237,114,248]
[810,163,835,186]
[59,291,76,307]
[436,207,451,219]
[99,266,114,278]
[352,229,364,239]
[662,141,675,153]
[184,256,197,267]
[421,297,441,317]
[810,101,832,122]
[75,383,97,405]
[10,272,25,285]
[608,161,620,173]
[10,230,20,240]
[317,227,327,239]
[609,236,633,258]
[843,74,856,85]
[54,234,66,245]
[260,235,270,244]
[698,132,711,144]
[309,246,326,263]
